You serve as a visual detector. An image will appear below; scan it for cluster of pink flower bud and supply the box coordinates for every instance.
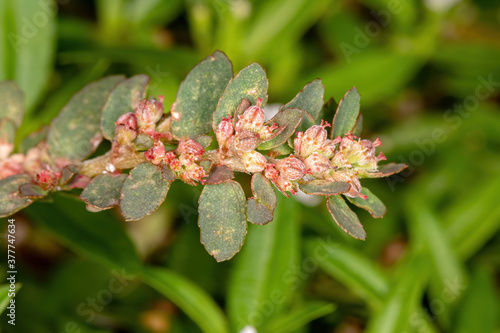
[36,169,61,190]
[164,139,207,185]
[215,98,280,173]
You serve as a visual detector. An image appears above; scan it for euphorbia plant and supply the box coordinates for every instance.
[0,51,406,261]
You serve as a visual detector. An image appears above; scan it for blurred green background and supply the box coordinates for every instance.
[1,0,500,332]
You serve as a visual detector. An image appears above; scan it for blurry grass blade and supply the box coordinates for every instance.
[24,193,141,274]
[141,267,229,333]
[0,283,21,315]
[326,195,366,240]
[228,196,300,331]
[261,301,336,333]
[304,238,388,309]
[366,253,428,333]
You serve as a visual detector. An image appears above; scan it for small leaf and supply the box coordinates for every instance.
[161,164,176,182]
[80,174,128,212]
[363,163,407,178]
[120,163,170,221]
[346,187,386,218]
[194,135,213,149]
[59,165,79,186]
[19,183,47,199]
[246,199,273,225]
[213,63,268,130]
[198,181,247,262]
[172,51,233,139]
[101,74,150,140]
[141,267,229,333]
[331,87,361,138]
[205,165,234,185]
[0,174,32,217]
[352,113,363,136]
[251,173,277,210]
[0,81,24,126]
[48,76,125,163]
[258,108,302,150]
[269,143,293,156]
[280,79,324,120]
[326,195,366,240]
[299,180,350,196]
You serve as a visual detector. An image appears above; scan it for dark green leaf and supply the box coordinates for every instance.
[246,199,273,225]
[213,63,268,130]
[80,174,127,212]
[326,195,365,240]
[352,113,363,136]
[101,75,149,140]
[299,180,350,196]
[0,81,24,126]
[198,181,247,262]
[320,98,338,129]
[120,162,170,221]
[59,165,78,186]
[251,173,277,210]
[48,76,125,163]
[258,108,302,150]
[0,174,32,217]
[171,51,233,139]
[331,87,360,137]
[19,183,47,199]
[280,79,324,120]
[346,187,386,218]
[141,267,229,333]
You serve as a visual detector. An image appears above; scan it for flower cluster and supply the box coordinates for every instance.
[215,98,281,173]
[164,139,207,185]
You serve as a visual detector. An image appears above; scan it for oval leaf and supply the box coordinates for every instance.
[346,187,386,218]
[80,174,128,212]
[120,163,170,221]
[198,181,247,262]
[101,74,150,140]
[48,76,125,162]
[326,195,366,240]
[258,108,302,150]
[0,174,32,217]
[246,198,273,225]
[363,163,407,178]
[251,172,277,210]
[280,79,324,121]
[331,87,361,138]
[213,63,268,130]
[171,51,233,139]
[19,183,47,199]
[299,180,350,196]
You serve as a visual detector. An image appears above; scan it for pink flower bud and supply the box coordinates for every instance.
[264,164,279,180]
[115,125,137,145]
[180,164,207,186]
[115,112,137,130]
[276,176,297,195]
[304,153,330,174]
[216,115,234,150]
[276,155,306,181]
[299,125,328,158]
[241,150,267,173]
[135,98,164,128]
[178,139,205,161]
[234,130,260,152]
[144,140,165,165]
[36,169,59,190]
[235,98,265,133]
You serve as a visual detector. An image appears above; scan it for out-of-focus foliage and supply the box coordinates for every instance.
[1,0,499,332]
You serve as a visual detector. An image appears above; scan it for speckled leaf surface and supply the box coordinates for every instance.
[120,163,170,221]
[258,108,302,150]
[198,181,247,262]
[80,174,128,212]
[0,81,24,126]
[363,163,407,178]
[280,79,324,120]
[346,187,386,218]
[205,165,234,185]
[161,164,176,182]
[246,199,274,225]
[331,87,361,138]
[213,63,268,130]
[171,51,233,139]
[327,195,366,240]
[299,180,350,196]
[101,75,149,140]
[0,174,32,217]
[247,173,277,225]
[19,183,47,199]
[48,76,125,162]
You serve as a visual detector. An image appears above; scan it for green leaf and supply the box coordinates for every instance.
[299,180,350,196]
[19,183,47,199]
[24,193,141,273]
[0,283,21,315]
[304,238,388,309]
[280,79,324,120]
[101,74,149,140]
[346,187,386,218]
[246,199,274,225]
[120,162,170,221]
[258,108,302,150]
[362,163,407,178]
[80,174,128,212]
[326,195,366,240]
[228,197,300,330]
[48,76,125,163]
[18,126,47,154]
[331,87,360,137]
[198,181,247,262]
[161,164,176,182]
[141,267,229,333]
[0,174,32,217]
[213,63,268,130]
[261,302,336,333]
[171,51,233,139]
[247,172,277,225]
[0,81,24,126]
[205,165,234,185]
